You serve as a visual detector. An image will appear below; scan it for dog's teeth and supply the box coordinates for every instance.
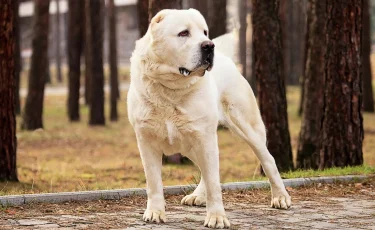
[179,68,190,76]
[183,70,190,76]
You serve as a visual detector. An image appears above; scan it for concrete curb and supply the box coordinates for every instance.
[0,175,367,206]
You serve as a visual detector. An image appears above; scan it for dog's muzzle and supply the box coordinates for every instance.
[179,41,215,77]
[201,40,214,71]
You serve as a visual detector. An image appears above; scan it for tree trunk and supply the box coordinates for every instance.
[252,0,294,172]
[137,0,149,37]
[207,0,226,39]
[239,0,248,80]
[249,4,257,96]
[319,0,364,169]
[84,37,91,105]
[108,0,119,121]
[279,0,307,86]
[297,0,326,169]
[279,0,291,82]
[83,3,90,106]
[289,0,307,86]
[14,0,21,115]
[298,70,305,116]
[250,48,257,96]
[0,0,18,181]
[188,0,208,20]
[298,1,312,117]
[55,0,62,83]
[362,0,374,112]
[67,0,84,121]
[85,0,105,126]
[247,4,258,97]
[45,61,51,84]
[149,0,182,21]
[21,0,50,130]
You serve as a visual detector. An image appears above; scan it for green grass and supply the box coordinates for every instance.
[230,165,375,182]
[280,165,375,179]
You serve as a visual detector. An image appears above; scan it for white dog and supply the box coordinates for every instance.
[127,9,291,229]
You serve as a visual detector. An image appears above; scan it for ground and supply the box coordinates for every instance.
[2,84,375,195]
[1,177,374,229]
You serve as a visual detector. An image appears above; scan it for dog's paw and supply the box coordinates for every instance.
[271,193,292,210]
[204,213,230,229]
[181,194,206,206]
[143,209,166,223]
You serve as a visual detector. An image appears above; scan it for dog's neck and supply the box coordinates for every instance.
[142,75,203,105]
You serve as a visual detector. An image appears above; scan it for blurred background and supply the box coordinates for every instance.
[1,0,374,195]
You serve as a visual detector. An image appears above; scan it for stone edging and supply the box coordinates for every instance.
[0,175,366,206]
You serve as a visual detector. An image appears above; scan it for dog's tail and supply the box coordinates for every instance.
[212,30,238,62]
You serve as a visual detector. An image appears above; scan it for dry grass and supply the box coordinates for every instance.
[3,92,259,195]
[2,66,375,195]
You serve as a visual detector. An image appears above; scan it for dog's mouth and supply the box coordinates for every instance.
[179,67,192,76]
[179,56,213,77]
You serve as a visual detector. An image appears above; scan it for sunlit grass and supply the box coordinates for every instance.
[280,165,375,179]
[238,165,375,182]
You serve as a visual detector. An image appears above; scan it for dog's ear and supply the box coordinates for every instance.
[150,10,169,25]
[149,10,170,41]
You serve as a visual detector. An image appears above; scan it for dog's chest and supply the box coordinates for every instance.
[133,102,210,153]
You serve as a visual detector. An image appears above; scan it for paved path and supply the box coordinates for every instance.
[1,192,374,229]
[1,178,375,229]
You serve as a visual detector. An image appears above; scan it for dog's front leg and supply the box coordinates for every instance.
[193,136,230,229]
[138,141,166,223]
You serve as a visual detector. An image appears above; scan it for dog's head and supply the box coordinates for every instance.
[148,9,214,77]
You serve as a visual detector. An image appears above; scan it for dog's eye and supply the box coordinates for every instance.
[178,30,189,37]
[204,30,208,36]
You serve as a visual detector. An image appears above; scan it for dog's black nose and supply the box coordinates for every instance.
[201,41,215,51]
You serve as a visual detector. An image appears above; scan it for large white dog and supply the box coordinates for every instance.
[127,9,291,229]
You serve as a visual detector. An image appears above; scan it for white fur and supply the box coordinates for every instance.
[127,9,291,229]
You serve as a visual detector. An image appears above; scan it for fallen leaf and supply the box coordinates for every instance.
[286,186,294,192]
[355,183,363,188]
[5,209,16,215]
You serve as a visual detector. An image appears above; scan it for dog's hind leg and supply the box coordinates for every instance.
[181,171,206,206]
[220,93,292,210]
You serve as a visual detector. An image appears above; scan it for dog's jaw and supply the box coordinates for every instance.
[179,64,213,77]
[179,51,214,77]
